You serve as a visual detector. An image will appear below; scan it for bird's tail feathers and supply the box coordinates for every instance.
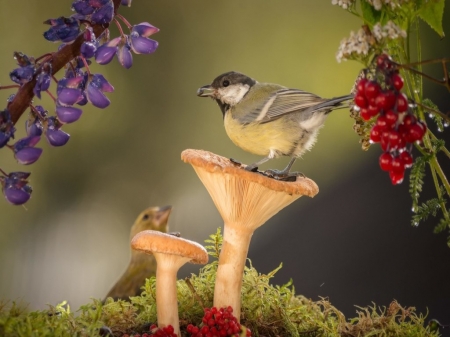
[308,94,354,114]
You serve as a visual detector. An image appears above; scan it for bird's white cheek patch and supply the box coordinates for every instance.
[218,84,250,106]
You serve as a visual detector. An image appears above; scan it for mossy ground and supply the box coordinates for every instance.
[0,230,439,337]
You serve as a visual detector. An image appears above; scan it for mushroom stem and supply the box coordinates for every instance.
[214,225,253,318]
[154,255,190,337]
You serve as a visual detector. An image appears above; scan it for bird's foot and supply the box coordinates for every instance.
[229,158,259,172]
[262,169,305,182]
[229,158,242,167]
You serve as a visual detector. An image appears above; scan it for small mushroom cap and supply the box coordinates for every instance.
[181,149,318,196]
[131,230,208,264]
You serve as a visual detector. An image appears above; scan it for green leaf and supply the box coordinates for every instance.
[418,0,445,37]
[360,0,382,25]
[409,156,427,212]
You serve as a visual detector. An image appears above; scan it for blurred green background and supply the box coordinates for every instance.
[1,0,449,324]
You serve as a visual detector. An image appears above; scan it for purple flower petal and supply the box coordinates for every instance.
[95,37,120,65]
[58,88,83,105]
[72,1,95,15]
[91,74,114,92]
[4,187,31,205]
[117,43,133,69]
[81,41,97,59]
[25,119,43,137]
[10,66,35,84]
[132,22,159,37]
[15,147,43,165]
[87,85,110,108]
[91,2,114,25]
[130,36,158,54]
[46,129,70,147]
[56,106,83,123]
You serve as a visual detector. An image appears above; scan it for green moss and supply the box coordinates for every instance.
[0,229,439,337]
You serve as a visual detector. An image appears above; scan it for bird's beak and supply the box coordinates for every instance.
[155,205,172,227]
[197,84,215,97]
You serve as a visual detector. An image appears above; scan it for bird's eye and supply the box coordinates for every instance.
[222,80,230,87]
[142,214,149,221]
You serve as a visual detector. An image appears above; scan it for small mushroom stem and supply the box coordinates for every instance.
[154,255,190,337]
[214,225,253,318]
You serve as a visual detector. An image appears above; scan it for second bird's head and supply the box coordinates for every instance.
[197,71,256,108]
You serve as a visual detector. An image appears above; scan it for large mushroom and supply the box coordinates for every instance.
[131,230,208,336]
[181,149,318,320]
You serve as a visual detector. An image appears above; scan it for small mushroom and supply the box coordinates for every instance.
[131,230,208,336]
[182,149,318,320]
[105,205,172,301]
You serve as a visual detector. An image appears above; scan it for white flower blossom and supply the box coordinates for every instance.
[372,21,407,42]
[331,0,354,9]
[336,27,372,63]
[336,21,406,63]
[365,0,410,10]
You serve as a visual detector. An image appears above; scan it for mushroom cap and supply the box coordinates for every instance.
[131,230,208,264]
[182,149,319,230]
[181,149,318,196]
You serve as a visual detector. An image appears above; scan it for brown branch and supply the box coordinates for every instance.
[7,0,122,125]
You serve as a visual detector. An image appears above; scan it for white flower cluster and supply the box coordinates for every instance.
[331,0,354,9]
[372,21,407,41]
[336,27,371,63]
[365,0,409,10]
[336,22,406,62]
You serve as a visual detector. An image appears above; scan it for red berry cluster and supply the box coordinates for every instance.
[123,324,177,337]
[187,306,252,337]
[353,54,427,185]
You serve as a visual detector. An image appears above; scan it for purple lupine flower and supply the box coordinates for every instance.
[45,117,70,147]
[72,0,95,15]
[43,17,80,43]
[26,105,47,137]
[12,136,43,165]
[90,1,114,25]
[0,110,16,148]
[121,0,132,6]
[33,71,51,99]
[10,65,35,85]
[57,76,85,105]
[117,37,133,69]
[0,171,32,205]
[86,74,114,108]
[95,37,120,65]
[56,105,83,124]
[130,22,159,54]
[80,28,97,59]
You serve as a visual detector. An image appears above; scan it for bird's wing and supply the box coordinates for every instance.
[238,89,351,125]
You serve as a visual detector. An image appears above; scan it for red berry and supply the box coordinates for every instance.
[379,152,393,171]
[367,104,379,117]
[356,78,368,94]
[403,114,417,126]
[408,122,426,142]
[388,130,401,149]
[380,130,390,151]
[389,169,405,185]
[370,125,382,143]
[360,108,372,121]
[364,81,381,99]
[377,54,392,70]
[391,156,404,172]
[376,115,389,130]
[392,73,404,90]
[400,151,413,168]
[385,110,398,127]
[396,93,408,112]
[354,94,368,108]
[375,91,396,110]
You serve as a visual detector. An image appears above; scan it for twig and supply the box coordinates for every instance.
[7,0,122,125]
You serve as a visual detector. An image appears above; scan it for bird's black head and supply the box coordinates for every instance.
[210,71,256,90]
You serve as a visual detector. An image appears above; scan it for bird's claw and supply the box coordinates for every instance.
[262,169,305,182]
[229,158,242,167]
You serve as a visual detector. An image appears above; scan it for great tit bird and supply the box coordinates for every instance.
[197,71,353,179]
[105,205,172,301]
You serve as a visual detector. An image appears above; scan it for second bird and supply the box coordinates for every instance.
[105,205,172,301]
[197,71,353,179]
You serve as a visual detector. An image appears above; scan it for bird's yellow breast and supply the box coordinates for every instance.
[224,112,299,158]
